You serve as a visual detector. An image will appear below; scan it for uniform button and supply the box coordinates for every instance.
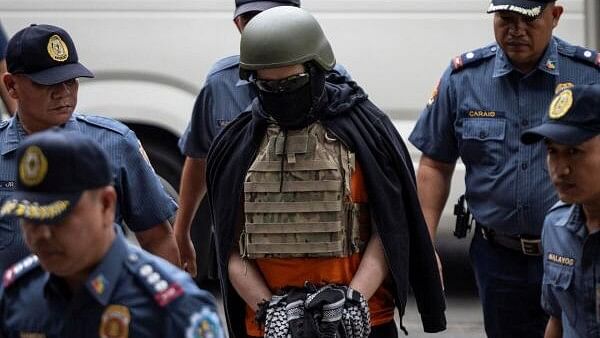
[466,52,475,59]
[521,163,528,170]
[139,264,153,276]
[154,280,169,292]
[479,131,487,139]
[147,272,161,284]
[521,119,529,126]
[584,50,593,58]
[491,46,497,52]
[128,254,139,262]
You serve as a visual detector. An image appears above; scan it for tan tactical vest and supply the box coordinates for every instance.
[241,122,369,259]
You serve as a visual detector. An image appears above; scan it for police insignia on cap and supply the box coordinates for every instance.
[549,89,573,120]
[19,146,48,187]
[100,305,130,338]
[186,308,224,338]
[47,34,69,62]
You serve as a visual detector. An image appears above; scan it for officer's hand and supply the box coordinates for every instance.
[435,250,445,290]
[175,230,197,277]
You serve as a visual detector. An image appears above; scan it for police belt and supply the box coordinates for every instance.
[478,224,542,256]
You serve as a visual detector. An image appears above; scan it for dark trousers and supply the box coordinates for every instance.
[369,321,398,338]
[470,226,548,338]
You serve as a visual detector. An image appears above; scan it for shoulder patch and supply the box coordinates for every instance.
[451,45,497,71]
[75,114,130,136]
[125,253,185,307]
[207,55,240,78]
[548,201,570,213]
[186,307,225,338]
[558,44,600,68]
[2,255,40,289]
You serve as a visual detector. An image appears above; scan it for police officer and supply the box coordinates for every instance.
[174,0,350,277]
[207,7,445,338]
[408,0,600,337]
[0,24,180,273]
[0,129,224,337]
[521,84,600,338]
[0,22,16,115]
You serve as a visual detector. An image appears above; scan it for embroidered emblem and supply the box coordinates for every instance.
[91,275,108,295]
[427,79,441,106]
[548,89,573,120]
[555,82,574,94]
[155,283,184,307]
[47,35,69,62]
[186,308,224,338]
[547,252,575,266]
[100,305,130,338]
[545,60,556,70]
[19,146,48,187]
[0,199,70,221]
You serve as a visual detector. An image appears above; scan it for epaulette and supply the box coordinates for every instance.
[557,42,600,68]
[206,55,240,78]
[124,251,185,307]
[0,120,9,130]
[2,255,41,289]
[75,114,129,136]
[548,200,570,213]
[451,45,497,72]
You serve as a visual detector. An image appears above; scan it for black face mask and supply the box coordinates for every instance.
[257,65,326,130]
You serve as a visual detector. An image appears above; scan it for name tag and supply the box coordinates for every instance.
[0,181,16,191]
[547,252,575,266]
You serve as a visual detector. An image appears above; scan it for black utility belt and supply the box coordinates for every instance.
[478,224,542,256]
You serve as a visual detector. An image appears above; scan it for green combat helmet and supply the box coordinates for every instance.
[239,6,335,80]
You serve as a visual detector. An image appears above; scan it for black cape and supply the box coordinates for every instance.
[207,74,446,337]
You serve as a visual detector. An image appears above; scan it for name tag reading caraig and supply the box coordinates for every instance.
[467,111,497,118]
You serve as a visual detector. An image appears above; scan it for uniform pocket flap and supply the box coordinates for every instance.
[462,118,506,141]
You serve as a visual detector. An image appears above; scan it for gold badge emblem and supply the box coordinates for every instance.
[548,89,573,120]
[100,305,130,338]
[47,35,69,62]
[19,146,48,187]
[555,82,574,94]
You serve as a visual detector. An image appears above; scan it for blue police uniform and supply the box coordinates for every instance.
[179,55,351,157]
[0,114,178,274]
[409,37,600,337]
[0,232,224,337]
[541,202,600,338]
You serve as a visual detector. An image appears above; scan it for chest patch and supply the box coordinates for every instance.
[547,252,575,266]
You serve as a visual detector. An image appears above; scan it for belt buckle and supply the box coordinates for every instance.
[520,238,541,256]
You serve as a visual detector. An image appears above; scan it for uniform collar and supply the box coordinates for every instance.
[84,230,129,306]
[0,114,80,156]
[554,204,587,238]
[0,115,28,156]
[493,37,559,78]
[236,78,251,87]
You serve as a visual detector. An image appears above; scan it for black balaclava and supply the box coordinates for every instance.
[257,63,326,130]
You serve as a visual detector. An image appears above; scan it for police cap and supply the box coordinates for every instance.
[521,84,600,145]
[234,0,300,19]
[0,129,112,224]
[6,24,94,85]
[487,0,555,17]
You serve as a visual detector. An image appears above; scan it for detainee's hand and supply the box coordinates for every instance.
[435,250,445,290]
[175,228,197,277]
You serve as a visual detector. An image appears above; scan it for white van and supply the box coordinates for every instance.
[0,0,589,243]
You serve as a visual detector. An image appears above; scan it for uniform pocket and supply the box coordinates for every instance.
[460,118,506,171]
[543,263,577,325]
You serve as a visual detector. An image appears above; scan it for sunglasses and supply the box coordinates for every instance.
[253,73,310,93]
